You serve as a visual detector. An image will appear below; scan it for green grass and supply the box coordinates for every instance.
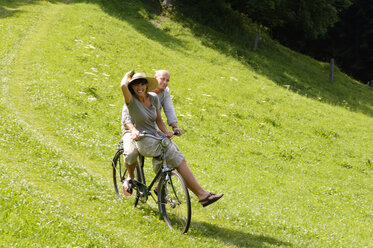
[1,0,372,247]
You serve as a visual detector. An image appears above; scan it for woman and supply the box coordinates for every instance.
[120,70,181,182]
[120,71,223,207]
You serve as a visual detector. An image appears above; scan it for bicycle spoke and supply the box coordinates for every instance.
[159,171,191,233]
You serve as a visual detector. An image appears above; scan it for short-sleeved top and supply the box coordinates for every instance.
[122,87,177,127]
[127,93,161,135]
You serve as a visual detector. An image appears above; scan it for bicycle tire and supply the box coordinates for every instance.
[158,171,191,233]
[112,149,126,201]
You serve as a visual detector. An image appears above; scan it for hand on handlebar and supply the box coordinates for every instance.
[138,131,181,140]
[131,128,141,141]
[165,131,174,138]
[172,127,183,136]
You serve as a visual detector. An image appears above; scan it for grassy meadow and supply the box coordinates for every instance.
[1,0,372,247]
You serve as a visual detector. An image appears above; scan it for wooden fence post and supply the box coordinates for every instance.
[162,0,172,7]
[329,58,334,82]
[254,31,259,51]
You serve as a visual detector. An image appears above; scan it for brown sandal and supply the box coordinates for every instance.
[199,192,224,207]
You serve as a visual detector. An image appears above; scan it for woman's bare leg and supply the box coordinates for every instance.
[176,159,210,200]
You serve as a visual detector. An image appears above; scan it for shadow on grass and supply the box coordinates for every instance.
[0,0,68,19]
[191,221,291,247]
[96,0,373,117]
[134,203,291,247]
[169,4,373,117]
[87,0,184,51]
[0,3,25,18]
[242,47,373,117]
[2,0,372,117]
[1,0,183,49]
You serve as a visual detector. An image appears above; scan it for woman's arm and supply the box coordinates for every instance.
[120,71,133,104]
[121,104,139,140]
[126,123,140,140]
[156,109,174,138]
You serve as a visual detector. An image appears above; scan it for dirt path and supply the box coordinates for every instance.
[1,2,107,183]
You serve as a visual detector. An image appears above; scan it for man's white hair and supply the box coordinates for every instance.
[154,70,170,77]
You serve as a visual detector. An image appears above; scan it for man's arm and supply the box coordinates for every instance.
[156,109,174,138]
[161,88,182,135]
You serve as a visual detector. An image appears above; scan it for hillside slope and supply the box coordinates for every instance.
[1,0,372,247]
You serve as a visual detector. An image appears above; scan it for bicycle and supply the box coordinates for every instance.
[111,132,191,233]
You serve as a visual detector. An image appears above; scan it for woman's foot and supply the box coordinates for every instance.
[199,193,224,207]
[122,179,133,196]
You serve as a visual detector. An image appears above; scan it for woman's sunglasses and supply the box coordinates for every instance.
[131,79,148,85]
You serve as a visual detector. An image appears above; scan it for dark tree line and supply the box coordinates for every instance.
[165,0,372,83]
[299,0,373,83]
[228,0,352,40]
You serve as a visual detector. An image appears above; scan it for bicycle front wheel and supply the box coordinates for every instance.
[159,171,191,233]
[112,149,126,201]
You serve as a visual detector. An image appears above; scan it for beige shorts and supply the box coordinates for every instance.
[122,132,185,173]
[122,131,139,165]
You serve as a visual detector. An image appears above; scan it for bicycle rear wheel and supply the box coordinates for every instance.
[159,171,191,233]
[112,149,126,200]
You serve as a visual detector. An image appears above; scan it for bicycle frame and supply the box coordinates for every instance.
[132,133,175,205]
[112,131,191,233]
[132,154,165,204]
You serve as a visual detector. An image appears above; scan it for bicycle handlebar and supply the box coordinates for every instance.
[139,131,179,140]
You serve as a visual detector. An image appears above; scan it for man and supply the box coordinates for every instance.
[121,70,182,194]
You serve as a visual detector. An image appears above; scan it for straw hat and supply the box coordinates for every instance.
[128,72,158,91]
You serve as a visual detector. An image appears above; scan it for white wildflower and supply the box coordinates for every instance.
[85,44,96,49]
[84,72,96,76]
